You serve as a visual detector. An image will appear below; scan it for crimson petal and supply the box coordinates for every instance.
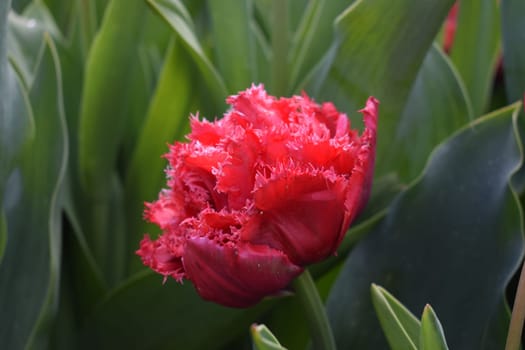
[183,237,303,307]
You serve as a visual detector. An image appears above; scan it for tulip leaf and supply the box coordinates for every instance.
[420,304,449,350]
[147,0,227,106]
[383,44,472,182]
[0,34,67,349]
[501,0,525,103]
[289,0,353,92]
[207,0,256,93]
[1,15,35,203]
[77,0,146,284]
[125,40,194,273]
[371,284,420,350]
[82,271,269,350]
[78,0,145,197]
[251,324,287,350]
[326,102,524,349]
[303,0,455,179]
[449,0,500,117]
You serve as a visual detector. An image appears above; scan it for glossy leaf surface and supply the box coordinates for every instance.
[327,103,524,349]
[449,0,500,117]
[501,0,525,103]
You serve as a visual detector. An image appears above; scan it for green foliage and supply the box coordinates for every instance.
[371,285,450,350]
[251,324,287,350]
[0,0,524,349]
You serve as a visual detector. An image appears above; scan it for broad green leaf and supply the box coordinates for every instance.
[7,11,45,87]
[78,0,145,198]
[326,103,523,349]
[251,324,287,350]
[383,45,472,183]
[77,0,146,284]
[208,0,256,93]
[250,15,270,86]
[42,0,75,35]
[82,271,269,350]
[147,0,227,106]
[0,34,67,349]
[1,19,35,202]
[125,39,194,273]
[289,0,352,92]
[501,0,525,103]
[420,304,449,350]
[371,284,420,350]
[0,211,5,265]
[304,0,455,178]
[449,0,500,118]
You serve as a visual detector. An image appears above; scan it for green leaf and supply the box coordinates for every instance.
[78,0,145,198]
[326,103,524,349]
[371,284,420,350]
[449,0,500,117]
[304,0,455,178]
[420,304,449,350]
[383,45,472,183]
[207,0,256,93]
[77,0,146,284]
[0,34,68,350]
[0,211,6,265]
[147,0,227,105]
[1,16,35,202]
[251,324,287,350]
[289,0,352,91]
[501,0,525,103]
[124,40,194,273]
[23,0,64,41]
[82,271,269,350]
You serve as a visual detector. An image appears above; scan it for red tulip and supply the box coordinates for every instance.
[137,85,378,307]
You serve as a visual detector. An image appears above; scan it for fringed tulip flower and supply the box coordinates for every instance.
[137,85,378,307]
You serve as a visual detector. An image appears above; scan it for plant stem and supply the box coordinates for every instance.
[506,261,525,350]
[271,0,288,96]
[292,269,337,350]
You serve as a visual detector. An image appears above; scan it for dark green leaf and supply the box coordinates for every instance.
[304,0,455,178]
[77,0,146,284]
[78,0,146,198]
[420,304,449,350]
[371,284,420,350]
[208,0,256,93]
[501,0,525,103]
[449,0,500,117]
[0,34,67,349]
[82,271,269,350]
[147,0,227,106]
[289,0,352,91]
[326,103,524,349]
[383,45,472,183]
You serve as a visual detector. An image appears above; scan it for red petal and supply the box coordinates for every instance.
[350,96,379,216]
[252,169,348,265]
[136,235,185,282]
[183,237,302,307]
